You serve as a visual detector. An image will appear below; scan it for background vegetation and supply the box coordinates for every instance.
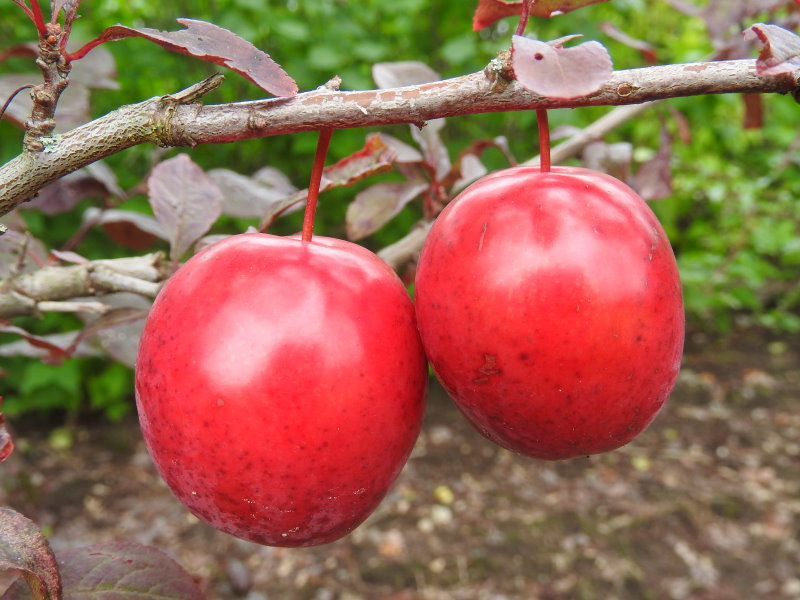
[1,0,799,422]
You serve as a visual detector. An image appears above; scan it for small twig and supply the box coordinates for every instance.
[0,85,35,121]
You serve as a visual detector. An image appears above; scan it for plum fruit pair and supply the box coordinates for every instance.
[134,165,684,547]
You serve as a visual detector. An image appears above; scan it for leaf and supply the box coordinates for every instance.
[0,43,38,63]
[82,208,168,251]
[78,293,152,368]
[0,324,71,364]
[581,140,633,182]
[260,134,396,229]
[24,164,120,216]
[744,23,800,76]
[599,22,657,63]
[346,180,428,241]
[4,541,205,600]
[51,0,80,24]
[69,307,149,356]
[67,45,119,91]
[631,127,673,201]
[411,119,451,180]
[0,230,47,278]
[0,74,89,131]
[0,507,62,600]
[372,61,441,89]
[379,134,425,163]
[512,35,613,100]
[147,154,223,261]
[92,19,297,96]
[0,397,13,463]
[472,0,610,31]
[50,250,88,265]
[207,168,298,219]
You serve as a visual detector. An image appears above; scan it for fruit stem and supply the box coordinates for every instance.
[516,0,534,36]
[301,128,334,243]
[537,109,551,172]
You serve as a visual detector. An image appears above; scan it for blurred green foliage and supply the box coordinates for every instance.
[1,0,799,420]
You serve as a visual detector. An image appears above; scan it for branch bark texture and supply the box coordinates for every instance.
[1,59,798,215]
[0,253,167,318]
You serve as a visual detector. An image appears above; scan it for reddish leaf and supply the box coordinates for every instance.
[80,293,152,368]
[24,165,119,216]
[346,180,429,241]
[3,541,205,600]
[259,135,396,229]
[512,34,613,100]
[0,507,62,600]
[0,230,47,278]
[89,19,297,96]
[0,397,13,463]
[599,22,657,63]
[0,323,71,364]
[68,307,148,356]
[0,43,38,63]
[379,134,425,163]
[372,61,440,89]
[208,168,298,219]
[744,23,800,75]
[631,127,673,201]
[82,207,168,251]
[50,249,88,264]
[473,0,610,31]
[51,0,81,22]
[147,154,223,261]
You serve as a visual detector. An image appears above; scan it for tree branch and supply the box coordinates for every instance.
[0,253,167,318]
[1,59,797,216]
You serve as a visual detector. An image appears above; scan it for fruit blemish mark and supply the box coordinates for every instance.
[216,398,225,407]
[478,222,488,251]
[473,354,501,383]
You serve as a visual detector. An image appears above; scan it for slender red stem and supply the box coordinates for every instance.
[301,128,334,243]
[515,0,534,36]
[64,37,107,62]
[29,0,47,35]
[537,108,551,172]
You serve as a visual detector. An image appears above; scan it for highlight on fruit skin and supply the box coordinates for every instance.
[414,166,685,460]
[135,233,428,547]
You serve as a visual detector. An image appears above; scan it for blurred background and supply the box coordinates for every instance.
[1,1,799,598]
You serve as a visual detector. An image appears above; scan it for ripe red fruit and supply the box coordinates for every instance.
[135,233,427,546]
[415,166,684,460]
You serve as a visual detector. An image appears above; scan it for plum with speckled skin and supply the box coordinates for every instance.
[415,166,684,460]
[135,233,427,546]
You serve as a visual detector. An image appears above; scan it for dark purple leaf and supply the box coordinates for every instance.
[599,22,657,63]
[0,507,62,600]
[147,154,223,261]
[346,180,428,241]
[742,93,764,129]
[4,541,204,600]
[92,19,297,96]
[744,23,800,75]
[372,61,440,89]
[208,168,298,219]
[631,127,673,201]
[451,153,489,193]
[512,34,613,100]
[0,398,13,463]
[81,207,168,251]
[25,166,118,216]
[473,0,610,31]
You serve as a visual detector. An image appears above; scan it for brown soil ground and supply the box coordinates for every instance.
[2,329,800,600]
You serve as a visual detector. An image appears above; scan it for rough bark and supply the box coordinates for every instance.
[1,59,798,215]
